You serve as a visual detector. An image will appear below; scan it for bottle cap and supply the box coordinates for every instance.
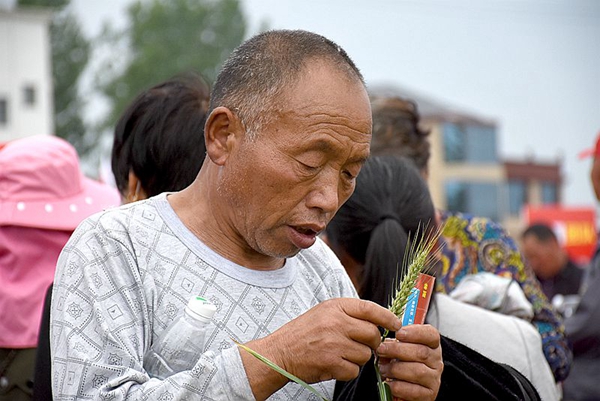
[185,296,217,323]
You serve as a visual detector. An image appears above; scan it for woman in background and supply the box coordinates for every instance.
[326,155,557,400]
[368,94,570,383]
[111,71,210,203]
[0,135,120,401]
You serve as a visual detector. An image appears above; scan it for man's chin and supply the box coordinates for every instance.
[268,246,302,259]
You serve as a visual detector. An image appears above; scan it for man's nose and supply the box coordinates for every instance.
[305,170,341,215]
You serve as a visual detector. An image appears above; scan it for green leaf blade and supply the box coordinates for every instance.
[234,340,330,401]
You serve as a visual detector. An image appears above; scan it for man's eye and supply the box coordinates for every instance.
[342,170,355,180]
[299,161,320,172]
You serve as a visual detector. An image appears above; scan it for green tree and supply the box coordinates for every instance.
[19,0,92,154]
[18,0,67,7]
[97,0,246,130]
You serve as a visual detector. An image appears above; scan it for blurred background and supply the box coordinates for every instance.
[1,0,599,260]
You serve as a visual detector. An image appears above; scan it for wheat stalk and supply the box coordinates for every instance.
[376,221,445,401]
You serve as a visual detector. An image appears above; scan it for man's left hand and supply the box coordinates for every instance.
[377,324,443,401]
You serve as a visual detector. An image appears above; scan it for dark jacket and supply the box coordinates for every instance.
[563,256,600,401]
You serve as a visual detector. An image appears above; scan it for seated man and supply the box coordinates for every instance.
[50,30,443,401]
[521,223,584,302]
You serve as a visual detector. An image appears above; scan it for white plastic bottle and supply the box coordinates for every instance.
[144,296,217,379]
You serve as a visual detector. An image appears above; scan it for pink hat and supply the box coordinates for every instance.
[0,135,121,230]
[578,131,600,159]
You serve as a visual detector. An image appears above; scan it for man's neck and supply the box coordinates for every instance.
[167,183,285,271]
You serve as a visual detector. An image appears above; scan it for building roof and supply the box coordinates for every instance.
[504,158,562,183]
[0,5,53,21]
[368,81,496,127]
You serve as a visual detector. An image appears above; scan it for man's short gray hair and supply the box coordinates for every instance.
[209,29,365,139]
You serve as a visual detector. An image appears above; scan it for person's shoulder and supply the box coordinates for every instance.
[436,294,522,323]
[565,259,584,274]
[441,210,515,243]
[71,196,163,239]
[435,294,540,339]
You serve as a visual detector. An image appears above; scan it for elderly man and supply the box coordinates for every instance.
[50,30,442,400]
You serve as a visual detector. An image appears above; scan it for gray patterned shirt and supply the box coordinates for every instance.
[50,193,357,400]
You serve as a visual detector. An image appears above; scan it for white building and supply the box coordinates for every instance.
[0,6,53,143]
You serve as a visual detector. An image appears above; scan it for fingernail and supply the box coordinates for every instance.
[378,342,387,353]
[393,318,402,331]
[396,328,407,339]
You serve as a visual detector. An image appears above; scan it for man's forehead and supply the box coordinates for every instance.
[277,88,371,132]
[287,60,367,98]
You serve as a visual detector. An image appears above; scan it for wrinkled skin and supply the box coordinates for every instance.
[245,299,442,401]
[379,325,443,401]
[170,60,443,400]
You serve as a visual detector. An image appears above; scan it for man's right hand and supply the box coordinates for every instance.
[239,298,402,400]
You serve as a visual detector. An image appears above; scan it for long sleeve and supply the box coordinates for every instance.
[50,214,255,400]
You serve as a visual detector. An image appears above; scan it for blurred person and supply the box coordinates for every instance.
[111,72,211,203]
[50,30,443,401]
[521,223,584,301]
[369,95,572,383]
[33,73,213,401]
[0,135,120,401]
[562,132,600,400]
[327,155,556,400]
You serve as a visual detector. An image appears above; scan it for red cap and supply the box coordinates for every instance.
[578,132,600,160]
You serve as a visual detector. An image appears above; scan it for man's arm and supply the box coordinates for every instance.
[50,217,256,400]
[52,217,441,400]
[239,299,442,401]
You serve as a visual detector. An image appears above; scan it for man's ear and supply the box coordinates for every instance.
[204,106,242,166]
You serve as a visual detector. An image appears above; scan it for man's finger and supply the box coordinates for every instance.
[338,298,402,333]
[395,324,440,348]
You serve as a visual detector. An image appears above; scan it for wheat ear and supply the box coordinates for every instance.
[376,221,445,401]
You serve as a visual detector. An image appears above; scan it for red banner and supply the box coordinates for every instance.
[524,205,597,264]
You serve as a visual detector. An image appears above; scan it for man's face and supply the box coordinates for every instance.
[219,62,372,260]
[521,235,558,279]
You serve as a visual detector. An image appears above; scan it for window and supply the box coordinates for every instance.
[443,123,497,163]
[0,98,7,124]
[23,85,36,106]
[508,180,527,216]
[541,181,558,204]
[443,123,467,162]
[445,181,500,221]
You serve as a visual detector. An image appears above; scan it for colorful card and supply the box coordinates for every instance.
[401,273,435,326]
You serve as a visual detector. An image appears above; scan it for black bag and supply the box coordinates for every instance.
[334,336,541,401]
[501,363,542,401]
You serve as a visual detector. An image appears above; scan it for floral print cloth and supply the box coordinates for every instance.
[437,210,572,382]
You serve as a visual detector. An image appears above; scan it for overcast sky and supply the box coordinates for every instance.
[70,0,600,208]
